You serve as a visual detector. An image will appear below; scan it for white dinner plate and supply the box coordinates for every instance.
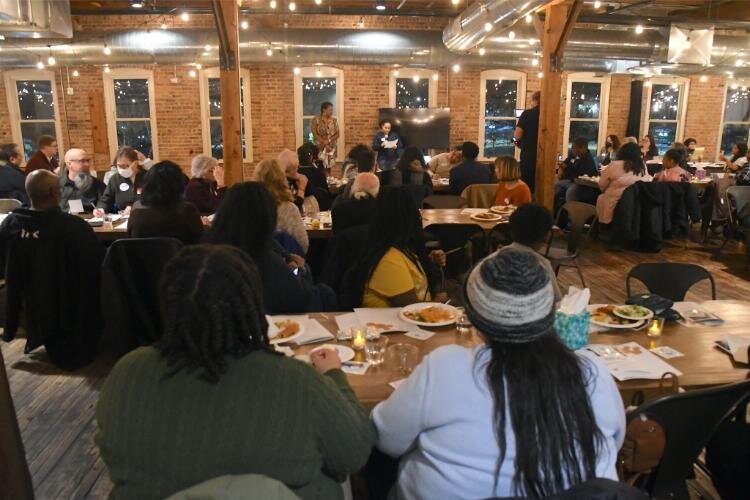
[310,344,355,363]
[470,212,503,222]
[588,305,646,330]
[399,302,460,328]
[490,205,517,215]
[268,319,305,344]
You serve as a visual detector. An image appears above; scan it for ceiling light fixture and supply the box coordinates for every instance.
[508,31,515,40]
[432,73,439,81]
[393,69,400,76]
[266,47,273,56]
[315,0,322,4]
[635,24,644,35]
[452,0,460,4]
[316,69,322,77]
[32,32,40,39]
[180,11,189,21]
[452,63,460,73]
[699,74,708,82]
[36,58,44,70]
[160,22,167,29]
[72,69,80,77]
[531,57,539,67]
[195,63,202,69]
[104,65,111,73]
[132,1,144,8]
[731,83,739,90]
[375,0,386,11]
[293,67,300,74]
[358,17,365,28]
[594,1,601,8]
[479,47,486,56]
[289,2,296,11]
[736,59,744,67]
[46,46,56,66]
[103,44,112,55]
[525,14,532,23]
[484,22,492,32]
[537,71,543,79]
[189,70,197,78]
[412,75,420,82]
[241,20,249,29]
[204,44,212,51]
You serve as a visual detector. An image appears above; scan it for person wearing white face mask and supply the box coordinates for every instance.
[95,146,146,216]
[59,148,105,213]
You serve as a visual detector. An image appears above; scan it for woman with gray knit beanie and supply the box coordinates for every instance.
[372,249,625,499]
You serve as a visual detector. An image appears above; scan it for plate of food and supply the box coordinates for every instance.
[490,205,517,215]
[613,304,654,322]
[399,302,460,327]
[589,305,646,329]
[470,212,504,222]
[268,319,305,344]
[310,344,355,363]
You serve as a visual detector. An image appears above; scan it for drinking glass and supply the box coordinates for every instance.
[365,336,389,366]
[102,214,113,231]
[646,317,664,338]
[455,307,471,336]
[387,343,419,375]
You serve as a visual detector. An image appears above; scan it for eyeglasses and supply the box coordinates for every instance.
[116,163,130,169]
[70,158,91,163]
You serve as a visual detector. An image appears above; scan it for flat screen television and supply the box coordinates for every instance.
[378,108,451,149]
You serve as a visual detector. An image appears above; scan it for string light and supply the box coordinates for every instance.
[293,67,300,75]
[432,73,439,81]
[731,82,739,90]
[479,47,486,56]
[47,46,56,66]
[104,65,111,73]
[266,47,273,56]
[36,58,44,70]
[103,44,112,55]
[525,14,532,23]
[393,69,400,76]
[160,22,167,29]
[241,20,249,30]
[537,71,543,79]
[289,2,296,11]
[316,69,322,77]
[195,63,202,70]
[204,44,211,51]
[635,25,644,34]
[643,80,651,87]
[412,74,420,82]
[451,0,459,4]
[531,57,539,67]
[508,31,515,40]
[484,22,492,32]
[452,63,461,73]
[357,17,365,28]
[736,59,744,67]
[594,0,601,8]
[699,74,708,83]
[315,0,322,4]
[180,11,190,21]
[189,70,197,78]
[270,0,277,8]
[72,69,80,77]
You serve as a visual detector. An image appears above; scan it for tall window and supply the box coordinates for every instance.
[479,70,526,159]
[104,68,159,160]
[293,67,344,159]
[3,70,63,159]
[389,69,437,109]
[563,74,610,153]
[641,78,689,155]
[719,85,750,156]
[199,68,252,161]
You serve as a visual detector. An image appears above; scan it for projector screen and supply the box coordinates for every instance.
[378,108,451,149]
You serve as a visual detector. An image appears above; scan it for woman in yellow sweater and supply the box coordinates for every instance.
[357,187,446,307]
[494,156,532,207]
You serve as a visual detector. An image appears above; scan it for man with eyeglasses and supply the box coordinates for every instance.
[59,148,105,213]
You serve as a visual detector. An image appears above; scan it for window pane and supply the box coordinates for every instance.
[649,84,680,121]
[303,118,314,144]
[396,78,429,109]
[570,82,601,119]
[568,121,599,151]
[484,119,517,158]
[648,122,677,155]
[114,79,151,118]
[16,80,55,120]
[19,121,56,158]
[210,119,223,159]
[208,77,246,118]
[302,78,336,116]
[208,78,222,118]
[720,124,750,156]
[116,120,153,158]
[723,87,750,123]
[485,79,517,118]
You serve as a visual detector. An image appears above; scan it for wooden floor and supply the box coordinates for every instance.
[3,235,748,499]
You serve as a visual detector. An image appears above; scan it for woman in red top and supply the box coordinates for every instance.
[494,156,532,207]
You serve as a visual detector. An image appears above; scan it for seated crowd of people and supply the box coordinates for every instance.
[0,131,735,500]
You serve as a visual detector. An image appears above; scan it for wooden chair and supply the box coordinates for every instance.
[422,195,467,209]
[460,184,497,208]
[0,198,22,214]
[0,348,35,499]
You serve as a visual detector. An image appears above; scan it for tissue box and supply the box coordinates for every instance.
[554,310,590,350]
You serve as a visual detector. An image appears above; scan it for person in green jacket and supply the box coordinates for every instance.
[95,244,375,500]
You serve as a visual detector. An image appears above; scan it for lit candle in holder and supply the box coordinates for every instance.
[352,329,366,350]
[647,317,664,338]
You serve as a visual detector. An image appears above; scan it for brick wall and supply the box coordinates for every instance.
[684,75,727,159]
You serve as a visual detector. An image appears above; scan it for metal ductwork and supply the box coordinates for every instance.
[0,0,72,38]
[443,0,549,52]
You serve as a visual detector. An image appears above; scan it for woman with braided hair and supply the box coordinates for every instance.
[95,244,375,500]
[372,249,625,499]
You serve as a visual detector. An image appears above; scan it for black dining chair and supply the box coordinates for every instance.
[423,223,486,279]
[625,379,750,500]
[544,202,597,287]
[626,263,716,301]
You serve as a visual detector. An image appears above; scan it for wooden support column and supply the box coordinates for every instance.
[212,0,242,186]
[535,0,582,210]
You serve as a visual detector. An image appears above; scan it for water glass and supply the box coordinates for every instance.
[387,343,419,375]
[102,215,113,231]
[455,307,471,335]
[365,336,389,366]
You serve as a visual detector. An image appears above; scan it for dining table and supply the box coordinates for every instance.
[290,300,750,409]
